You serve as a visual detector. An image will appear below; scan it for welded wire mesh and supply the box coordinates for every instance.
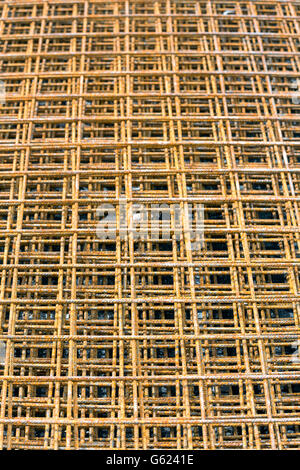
[0,0,300,450]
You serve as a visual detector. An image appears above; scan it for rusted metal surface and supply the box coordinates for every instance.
[0,0,300,450]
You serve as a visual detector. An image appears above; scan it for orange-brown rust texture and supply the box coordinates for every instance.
[0,0,300,450]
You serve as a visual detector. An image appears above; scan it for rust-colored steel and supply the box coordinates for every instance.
[0,0,300,450]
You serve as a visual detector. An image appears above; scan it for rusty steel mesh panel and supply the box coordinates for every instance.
[0,0,300,450]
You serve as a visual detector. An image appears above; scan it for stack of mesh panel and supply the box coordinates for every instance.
[0,0,299,450]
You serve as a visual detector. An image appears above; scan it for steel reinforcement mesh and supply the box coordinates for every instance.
[0,0,300,451]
